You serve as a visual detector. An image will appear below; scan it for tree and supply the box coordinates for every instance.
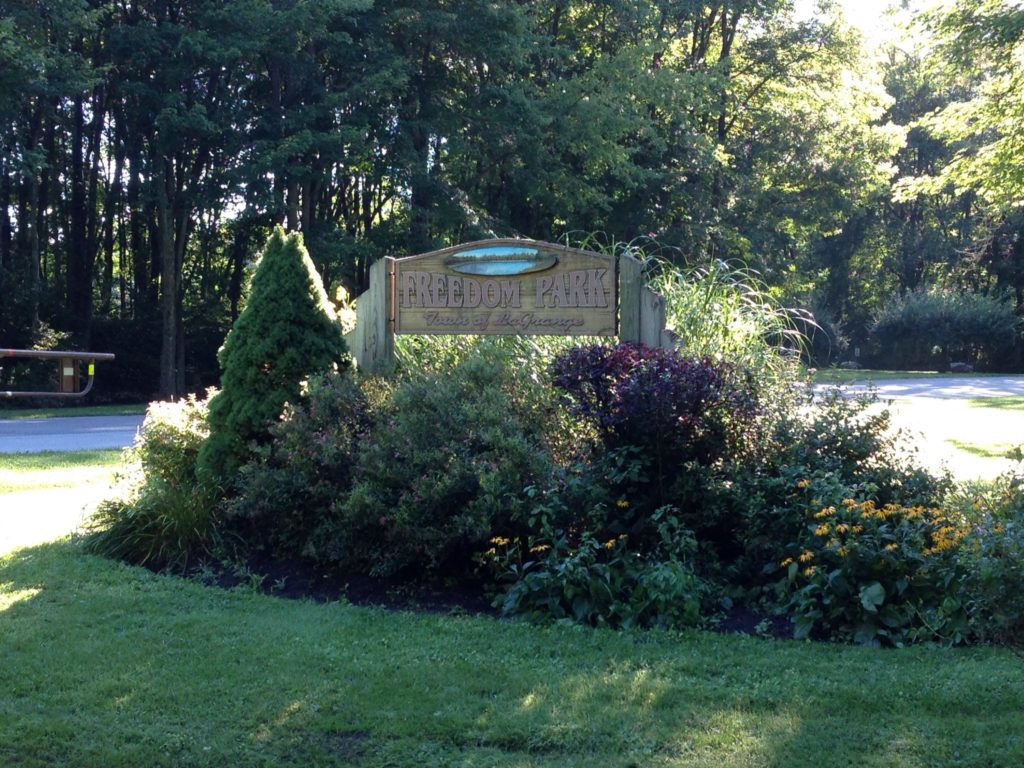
[896,0,1024,215]
[197,228,349,485]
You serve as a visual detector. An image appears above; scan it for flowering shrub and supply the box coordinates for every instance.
[960,512,1024,646]
[719,387,950,587]
[784,499,969,646]
[952,466,1024,646]
[490,504,706,630]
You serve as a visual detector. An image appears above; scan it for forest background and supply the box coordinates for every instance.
[2,0,1022,398]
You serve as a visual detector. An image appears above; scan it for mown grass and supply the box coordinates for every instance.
[1,542,1023,768]
[968,396,1024,411]
[947,439,1018,459]
[0,403,148,420]
[0,449,123,494]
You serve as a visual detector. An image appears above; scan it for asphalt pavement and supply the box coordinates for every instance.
[826,375,1024,399]
[0,414,145,454]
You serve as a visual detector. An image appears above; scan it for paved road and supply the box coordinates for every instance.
[818,375,1024,480]
[827,375,1024,399]
[0,415,145,454]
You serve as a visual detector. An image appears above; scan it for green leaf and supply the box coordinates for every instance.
[854,623,881,647]
[793,615,815,640]
[859,582,886,613]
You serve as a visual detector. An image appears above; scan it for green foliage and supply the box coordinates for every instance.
[716,388,950,587]
[652,258,807,390]
[323,349,556,579]
[85,396,216,570]
[870,286,1020,369]
[897,0,1024,216]
[783,499,970,647]
[198,228,349,484]
[225,371,370,559]
[491,503,706,631]
[949,465,1024,645]
[961,512,1024,647]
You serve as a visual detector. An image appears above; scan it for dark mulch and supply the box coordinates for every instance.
[194,555,498,617]
[188,555,796,639]
[712,604,795,640]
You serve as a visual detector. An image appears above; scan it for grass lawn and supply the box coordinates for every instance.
[1,541,1023,768]
[0,449,123,494]
[968,396,1024,412]
[0,403,148,420]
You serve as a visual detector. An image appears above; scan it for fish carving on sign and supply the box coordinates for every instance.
[444,245,559,276]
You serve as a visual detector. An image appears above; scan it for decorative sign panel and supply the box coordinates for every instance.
[393,239,617,336]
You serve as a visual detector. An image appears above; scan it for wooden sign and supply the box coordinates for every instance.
[393,239,617,336]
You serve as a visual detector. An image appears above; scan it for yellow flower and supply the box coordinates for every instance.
[885,543,898,552]
[835,523,850,534]
[926,524,966,554]
[781,557,795,567]
[796,479,810,489]
[490,536,510,547]
[799,550,814,563]
[616,498,630,509]
[837,546,849,557]
[803,566,818,577]
[814,524,831,537]
[814,508,834,520]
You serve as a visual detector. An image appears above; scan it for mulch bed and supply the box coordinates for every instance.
[188,555,795,639]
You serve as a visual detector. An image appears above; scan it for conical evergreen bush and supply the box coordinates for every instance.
[198,227,349,484]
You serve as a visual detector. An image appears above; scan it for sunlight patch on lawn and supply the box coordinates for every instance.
[0,463,118,494]
[883,398,1022,480]
[0,585,40,612]
[1,486,113,555]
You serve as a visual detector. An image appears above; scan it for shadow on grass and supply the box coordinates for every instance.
[2,541,1023,767]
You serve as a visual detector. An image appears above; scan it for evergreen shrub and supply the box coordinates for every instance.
[197,228,349,485]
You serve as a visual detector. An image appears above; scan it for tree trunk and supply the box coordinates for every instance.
[157,157,179,397]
